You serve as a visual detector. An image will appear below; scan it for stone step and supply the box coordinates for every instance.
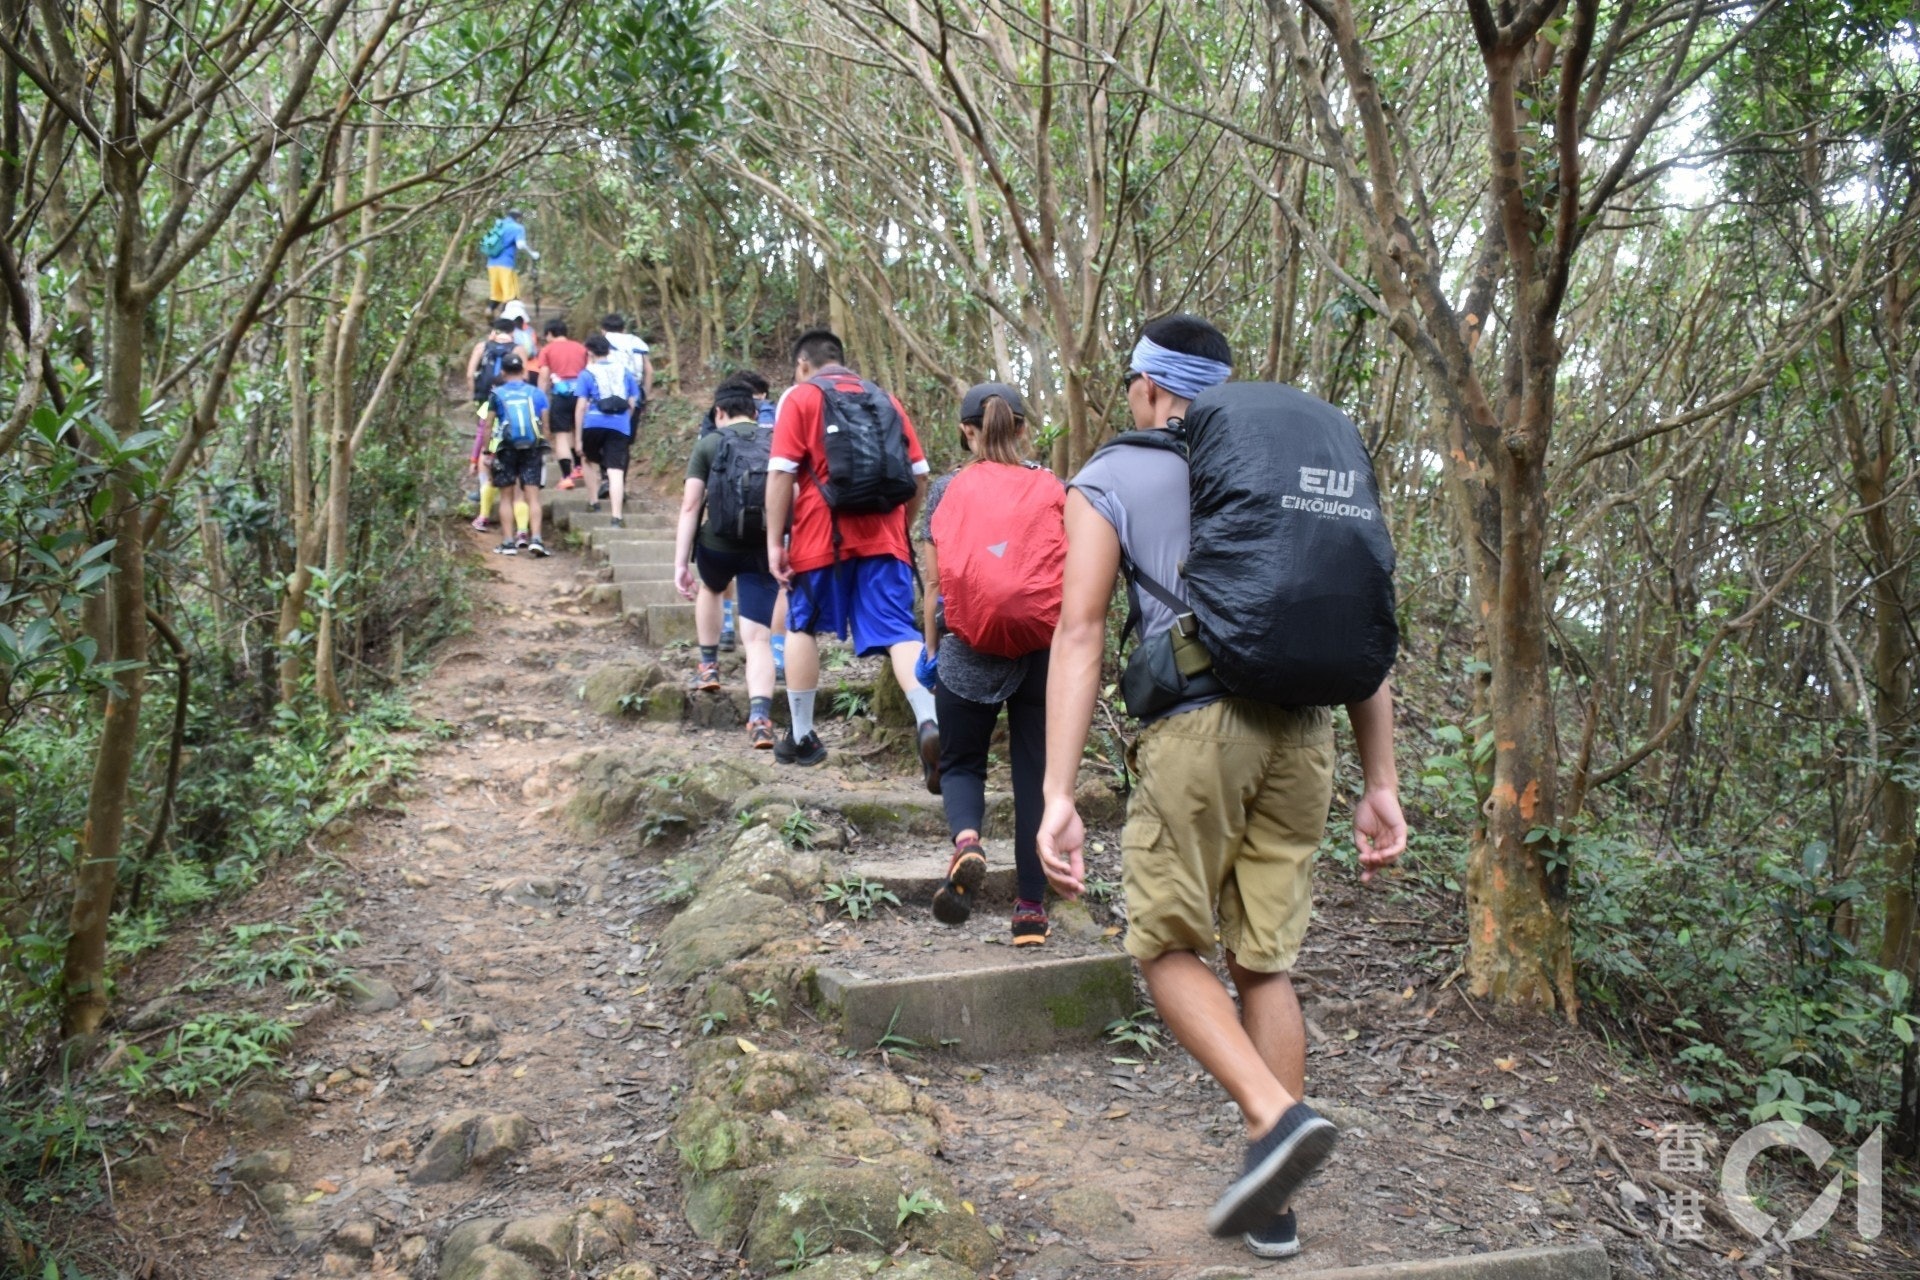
[610,562,675,583]
[588,527,675,551]
[619,580,684,610]
[1283,1244,1608,1280]
[732,786,1013,839]
[843,842,1020,903]
[571,511,675,534]
[812,952,1134,1058]
[604,542,677,567]
[627,601,696,647]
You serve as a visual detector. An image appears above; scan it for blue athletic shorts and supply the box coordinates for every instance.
[789,557,919,656]
[694,545,779,628]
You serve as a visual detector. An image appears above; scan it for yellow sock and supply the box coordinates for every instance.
[480,484,498,520]
[513,500,530,537]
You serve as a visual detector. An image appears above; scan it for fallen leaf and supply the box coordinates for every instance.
[736,1037,758,1054]
[1495,1056,1518,1072]
[512,1065,527,1079]
[313,1178,340,1194]
[1482,1095,1498,1110]
[1102,1106,1131,1120]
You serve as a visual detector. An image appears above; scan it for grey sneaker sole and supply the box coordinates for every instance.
[1207,1117,1337,1237]
[1244,1230,1301,1259]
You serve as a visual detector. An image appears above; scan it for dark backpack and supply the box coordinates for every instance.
[1098,382,1398,709]
[472,339,515,401]
[489,382,543,449]
[704,424,774,543]
[481,220,509,258]
[810,375,917,515]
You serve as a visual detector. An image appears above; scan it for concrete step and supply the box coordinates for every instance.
[571,511,675,534]
[604,543,677,568]
[610,562,675,583]
[1283,1245,1608,1280]
[844,842,1020,904]
[627,601,696,646]
[588,527,675,551]
[619,580,684,610]
[813,952,1134,1058]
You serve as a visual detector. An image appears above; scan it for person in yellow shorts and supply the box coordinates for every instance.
[483,208,535,316]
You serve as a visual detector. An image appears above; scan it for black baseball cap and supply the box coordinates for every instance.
[959,381,1026,422]
[501,355,525,373]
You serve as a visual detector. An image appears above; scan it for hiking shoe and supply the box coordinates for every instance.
[719,628,737,652]
[557,474,577,490]
[694,661,721,692]
[587,501,602,513]
[471,515,490,531]
[598,479,611,500]
[1206,1103,1338,1237]
[609,516,624,529]
[773,730,827,766]
[495,540,518,556]
[527,537,550,558]
[931,843,987,926]
[748,717,775,750]
[1011,901,1051,946]
[1244,1208,1300,1259]
[917,719,942,795]
[515,534,530,551]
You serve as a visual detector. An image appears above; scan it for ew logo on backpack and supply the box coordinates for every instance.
[1096,382,1397,710]
[489,383,542,449]
[481,221,509,258]
[930,462,1065,659]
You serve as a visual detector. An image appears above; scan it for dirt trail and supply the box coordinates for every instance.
[92,318,1810,1280]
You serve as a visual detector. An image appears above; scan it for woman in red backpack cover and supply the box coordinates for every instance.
[918,383,1065,945]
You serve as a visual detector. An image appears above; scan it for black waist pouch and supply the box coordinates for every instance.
[1120,622,1227,720]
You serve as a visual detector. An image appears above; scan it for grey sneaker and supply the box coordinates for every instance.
[495,540,518,556]
[527,537,550,558]
[1207,1103,1337,1237]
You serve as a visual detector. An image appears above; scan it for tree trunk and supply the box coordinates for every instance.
[60,288,149,1040]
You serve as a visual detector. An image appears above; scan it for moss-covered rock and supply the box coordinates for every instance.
[439,1217,505,1278]
[582,662,663,716]
[794,1257,978,1280]
[906,1195,999,1273]
[744,1163,902,1269]
[1046,1185,1133,1237]
[642,681,687,723]
[684,1169,767,1243]
[725,1050,825,1113]
[869,671,916,728]
[673,1096,757,1174]
[658,890,804,984]
[842,1072,917,1116]
[569,1199,640,1263]
[715,823,829,901]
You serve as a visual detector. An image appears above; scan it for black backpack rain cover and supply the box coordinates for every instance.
[812,375,918,515]
[1180,382,1398,707]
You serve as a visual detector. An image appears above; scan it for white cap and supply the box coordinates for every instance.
[500,300,528,321]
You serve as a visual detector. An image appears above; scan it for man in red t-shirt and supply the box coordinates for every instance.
[534,319,591,489]
[765,329,941,783]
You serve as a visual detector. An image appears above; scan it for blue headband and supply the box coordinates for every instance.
[1129,335,1231,401]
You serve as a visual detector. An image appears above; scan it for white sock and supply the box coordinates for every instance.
[788,689,817,740]
[905,683,937,727]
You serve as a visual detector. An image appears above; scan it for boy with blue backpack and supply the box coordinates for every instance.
[484,355,550,557]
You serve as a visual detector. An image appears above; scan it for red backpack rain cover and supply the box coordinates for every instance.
[930,461,1066,659]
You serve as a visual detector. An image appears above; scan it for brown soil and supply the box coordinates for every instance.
[83,437,1919,1280]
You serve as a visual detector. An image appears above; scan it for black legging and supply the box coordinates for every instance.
[935,648,1050,904]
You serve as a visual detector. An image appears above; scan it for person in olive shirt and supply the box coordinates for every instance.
[674,381,782,748]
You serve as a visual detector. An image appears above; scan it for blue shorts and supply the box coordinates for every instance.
[789,557,919,656]
[694,545,779,628]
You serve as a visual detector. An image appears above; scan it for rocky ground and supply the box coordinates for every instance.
[83,375,1918,1280]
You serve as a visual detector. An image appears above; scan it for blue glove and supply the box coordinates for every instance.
[914,645,939,691]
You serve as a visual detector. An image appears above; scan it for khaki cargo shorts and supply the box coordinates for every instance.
[1120,698,1334,974]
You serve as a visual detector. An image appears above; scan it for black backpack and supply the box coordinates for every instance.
[472,339,516,401]
[705,424,774,543]
[810,375,917,514]
[1099,382,1398,709]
